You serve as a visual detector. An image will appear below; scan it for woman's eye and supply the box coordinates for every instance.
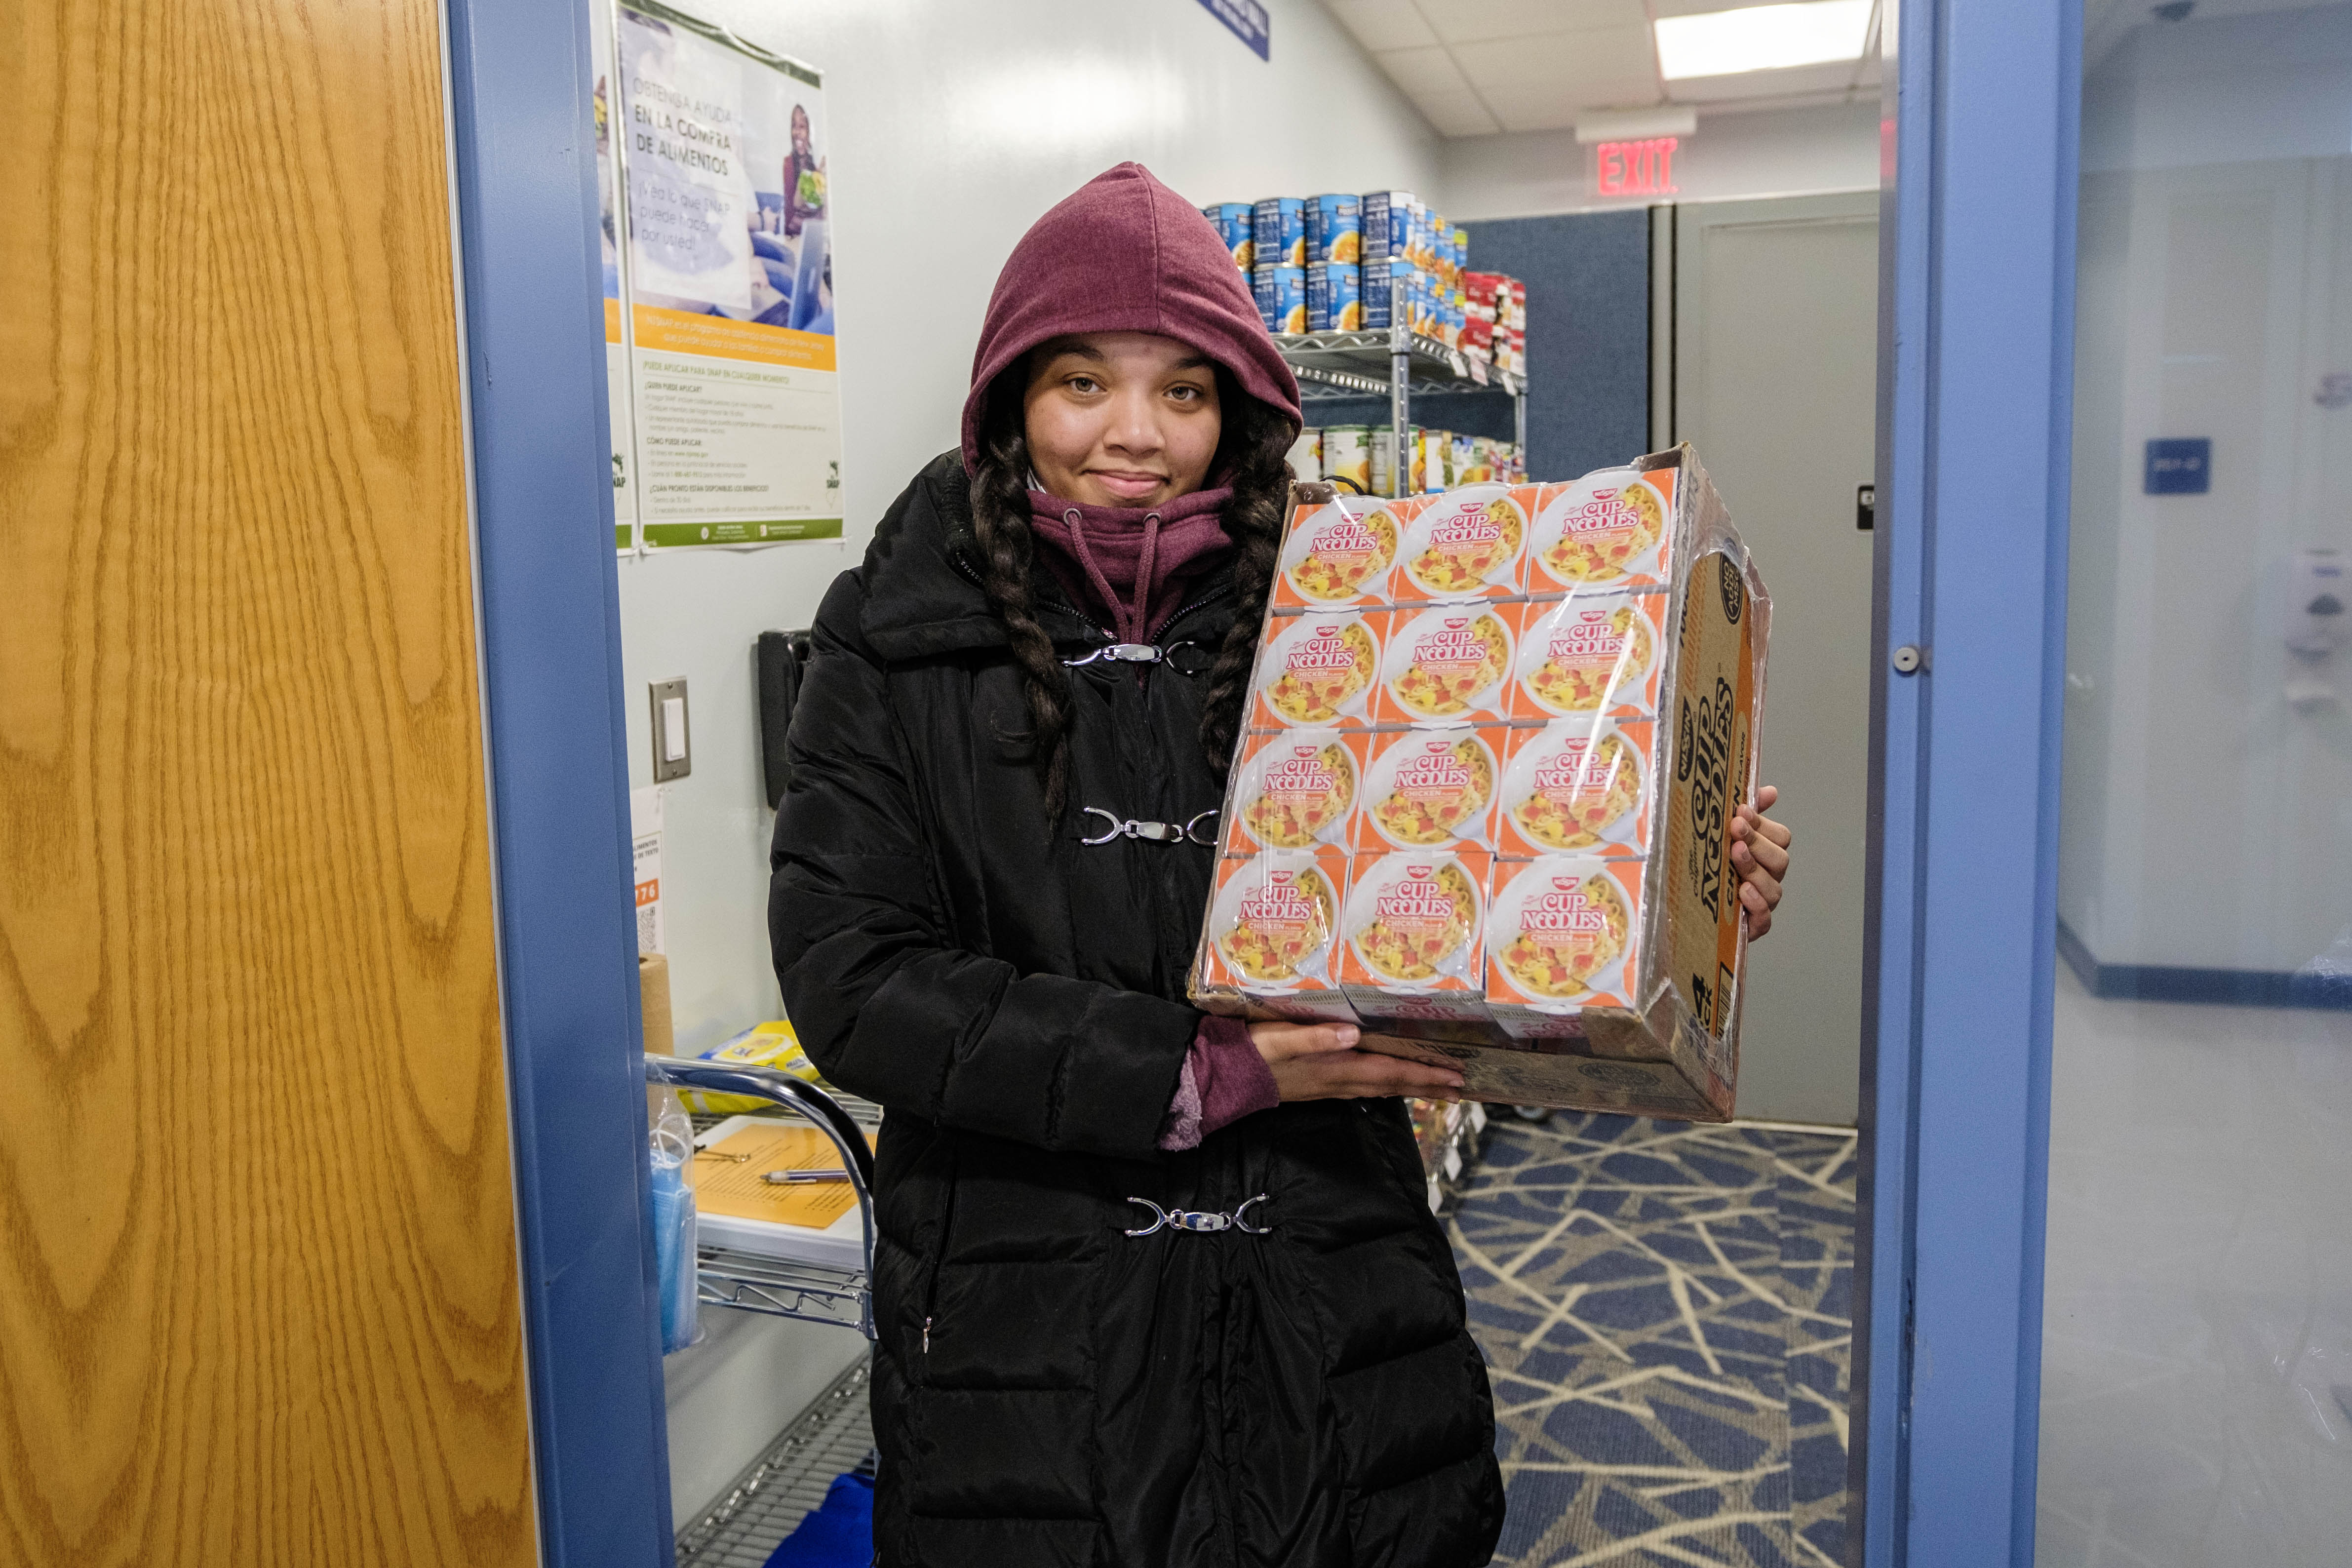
[1067,376,1101,393]
[1169,385,1203,402]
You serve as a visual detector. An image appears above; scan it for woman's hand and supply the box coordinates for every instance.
[1730,784,1794,941]
[1249,1021,1465,1103]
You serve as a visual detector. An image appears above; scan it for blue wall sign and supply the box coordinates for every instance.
[1195,0,1270,59]
[2145,437,2211,494]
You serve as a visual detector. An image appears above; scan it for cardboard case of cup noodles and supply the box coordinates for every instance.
[1193,452,1770,1122]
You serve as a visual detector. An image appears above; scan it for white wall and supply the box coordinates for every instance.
[1441,100,1880,222]
[617,0,1449,1529]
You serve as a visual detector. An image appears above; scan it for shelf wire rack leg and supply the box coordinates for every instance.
[1389,269,1409,498]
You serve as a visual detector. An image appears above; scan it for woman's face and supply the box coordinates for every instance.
[1022,332,1221,508]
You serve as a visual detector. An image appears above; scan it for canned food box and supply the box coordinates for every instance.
[1452,227,1470,278]
[1223,727,1366,853]
[1418,427,1452,492]
[1363,190,1415,261]
[1450,432,1476,487]
[1286,426,1321,479]
[1254,265,1307,336]
[1509,588,1669,720]
[1432,220,1456,285]
[1522,466,1676,590]
[1253,196,1306,269]
[1486,855,1646,1031]
[1390,484,1528,601]
[1496,716,1653,858]
[1316,427,1374,502]
[1351,723,1506,852]
[1205,202,1254,271]
[1307,261,1363,332]
[1274,485,1391,608]
[1462,271,1501,316]
[1305,194,1362,265]
[1373,601,1515,724]
[1362,259,1403,329]
[1192,849,1358,1025]
[1370,428,1398,497]
[1251,607,1382,730]
[1338,847,1497,1044]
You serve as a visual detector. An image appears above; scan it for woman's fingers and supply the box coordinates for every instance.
[1248,1020,1360,1062]
[1289,1050,1462,1100]
[1755,784,1779,813]
[1740,877,1778,940]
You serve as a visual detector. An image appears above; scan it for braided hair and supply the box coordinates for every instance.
[966,364,1297,823]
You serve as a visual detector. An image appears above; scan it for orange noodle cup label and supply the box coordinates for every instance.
[1336,847,1487,997]
[1251,609,1382,730]
[1372,605,1514,724]
[1350,723,1505,853]
[1507,589,1668,720]
[1486,856,1646,1037]
[1523,468,1674,591]
[1496,718,1655,859]
[1223,728,1367,854]
[1273,495,1400,609]
[1191,849,1359,1024]
[1390,484,1529,602]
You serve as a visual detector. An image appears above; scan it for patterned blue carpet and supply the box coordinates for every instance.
[1450,1113,1856,1568]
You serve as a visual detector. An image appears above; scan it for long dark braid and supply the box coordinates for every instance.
[967,375,1077,819]
[966,367,1299,821]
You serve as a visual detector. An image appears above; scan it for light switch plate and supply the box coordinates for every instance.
[650,678,691,781]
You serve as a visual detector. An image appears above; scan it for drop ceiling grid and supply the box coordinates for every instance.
[1322,0,1885,138]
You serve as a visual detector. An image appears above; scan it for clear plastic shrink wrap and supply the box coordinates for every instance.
[1189,450,1770,1121]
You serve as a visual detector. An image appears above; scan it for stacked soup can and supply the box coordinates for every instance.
[1207,189,1510,347]
[1189,449,1773,1121]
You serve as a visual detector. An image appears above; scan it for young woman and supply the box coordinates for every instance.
[769,163,1793,1568]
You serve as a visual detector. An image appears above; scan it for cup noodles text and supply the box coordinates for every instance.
[1274,495,1396,609]
[1338,848,1494,1041]
[1252,609,1381,730]
[1509,590,1667,719]
[1497,718,1655,858]
[1373,606,1513,723]
[1223,728,1365,854]
[1352,724,1505,852]
[1194,849,1359,1024]
[1392,485,1528,601]
[1525,469,1674,589]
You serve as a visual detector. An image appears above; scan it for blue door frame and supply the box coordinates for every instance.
[1855,0,2078,1563]
[442,0,676,1562]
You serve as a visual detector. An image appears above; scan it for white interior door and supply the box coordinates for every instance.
[1664,191,1880,1125]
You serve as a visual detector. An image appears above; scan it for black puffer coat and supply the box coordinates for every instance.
[769,453,1503,1567]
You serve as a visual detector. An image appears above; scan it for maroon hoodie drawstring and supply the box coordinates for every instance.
[1060,507,1162,643]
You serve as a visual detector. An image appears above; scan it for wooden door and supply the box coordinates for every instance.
[0,0,540,1563]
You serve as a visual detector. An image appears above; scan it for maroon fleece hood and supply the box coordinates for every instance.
[960,162,1302,471]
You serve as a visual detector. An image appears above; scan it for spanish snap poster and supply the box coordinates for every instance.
[612,0,842,549]
[593,0,637,550]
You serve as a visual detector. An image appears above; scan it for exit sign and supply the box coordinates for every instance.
[1596,137,1680,198]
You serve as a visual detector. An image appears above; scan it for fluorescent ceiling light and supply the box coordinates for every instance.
[1654,0,1873,80]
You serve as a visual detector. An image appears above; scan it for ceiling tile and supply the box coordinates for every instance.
[1374,44,1507,135]
[1666,58,1868,102]
[1422,0,1647,45]
[1320,0,1438,52]
[1448,26,1662,132]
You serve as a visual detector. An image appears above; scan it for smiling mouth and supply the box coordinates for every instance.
[1091,470,1168,496]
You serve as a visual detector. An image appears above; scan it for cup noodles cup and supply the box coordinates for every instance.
[1192,849,1358,1025]
[1352,723,1504,852]
[1523,468,1675,590]
[1373,604,1514,724]
[1223,728,1365,854]
[1496,718,1655,858]
[1391,484,1526,601]
[1486,856,1646,1036]
[1338,847,1496,1041]
[1508,589,1668,720]
[1252,609,1381,730]
[1274,490,1391,608]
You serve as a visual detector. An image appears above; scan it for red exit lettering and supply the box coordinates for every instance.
[1595,137,1681,198]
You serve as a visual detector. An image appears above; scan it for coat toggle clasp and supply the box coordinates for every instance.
[1123,1194,1273,1237]
[1080,808,1219,847]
